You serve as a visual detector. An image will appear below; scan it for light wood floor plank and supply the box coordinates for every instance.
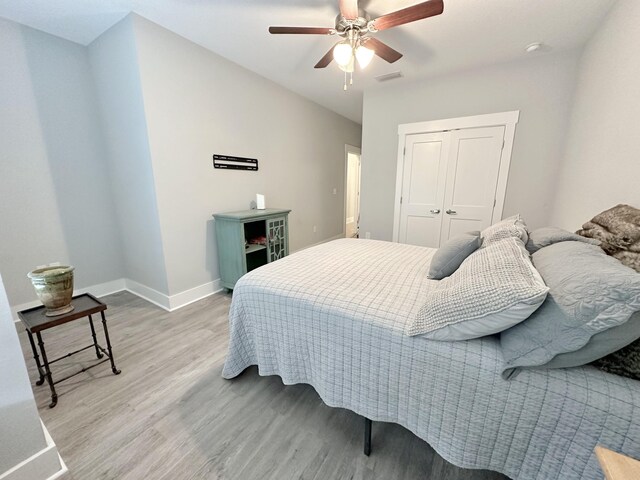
[18,291,508,479]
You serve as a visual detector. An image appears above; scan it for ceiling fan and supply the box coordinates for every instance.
[269,0,444,89]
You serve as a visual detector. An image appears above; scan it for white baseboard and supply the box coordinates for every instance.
[167,279,222,311]
[123,279,223,312]
[41,421,67,480]
[12,277,223,321]
[78,278,126,299]
[0,420,66,480]
[293,232,346,253]
[123,278,171,311]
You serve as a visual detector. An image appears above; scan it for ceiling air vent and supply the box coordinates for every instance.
[375,71,403,82]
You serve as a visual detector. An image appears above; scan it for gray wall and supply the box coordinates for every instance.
[1,13,362,304]
[88,16,169,294]
[131,16,362,295]
[550,0,640,230]
[0,274,48,473]
[0,18,123,306]
[359,51,580,241]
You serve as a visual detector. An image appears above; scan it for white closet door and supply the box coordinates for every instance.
[440,126,505,243]
[398,132,450,247]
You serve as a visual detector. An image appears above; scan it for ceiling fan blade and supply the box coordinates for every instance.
[269,26,334,35]
[370,0,444,31]
[363,37,403,63]
[339,0,359,19]
[314,45,338,68]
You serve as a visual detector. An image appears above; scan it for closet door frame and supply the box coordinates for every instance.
[392,111,519,243]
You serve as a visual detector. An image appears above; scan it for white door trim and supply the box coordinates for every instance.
[392,111,519,242]
[397,111,520,136]
[344,144,361,238]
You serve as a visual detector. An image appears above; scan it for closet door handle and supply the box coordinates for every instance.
[446,209,457,215]
[430,209,441,214]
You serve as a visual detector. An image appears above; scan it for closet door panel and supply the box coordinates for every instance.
[441,217,484,240]
[406,216,439,248]
[440,126,505,244]
[407,141,441,205]
[398,132,449,248]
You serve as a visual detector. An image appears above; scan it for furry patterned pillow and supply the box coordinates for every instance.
[578,204,640,273]
[593,339,640,381]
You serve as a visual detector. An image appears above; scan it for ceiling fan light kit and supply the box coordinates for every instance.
[355,45,374,68]
[334,40,354,67]
[268,0,444,90]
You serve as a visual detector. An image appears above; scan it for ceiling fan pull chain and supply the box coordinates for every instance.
[350,71,353,85]
[344,71,347,91]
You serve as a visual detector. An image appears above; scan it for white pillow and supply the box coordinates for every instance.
[407,237,548,341]
[481,214,529,246]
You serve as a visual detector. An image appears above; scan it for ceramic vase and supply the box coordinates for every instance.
[28,266,75,316]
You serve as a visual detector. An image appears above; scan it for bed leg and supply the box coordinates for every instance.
[364,417,372,456]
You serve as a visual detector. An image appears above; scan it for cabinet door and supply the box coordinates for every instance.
[267,217,287,262]
[214,219,246,289]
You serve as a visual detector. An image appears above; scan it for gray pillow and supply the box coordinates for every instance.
[428,231,481,280]
[525,227,600,254]
[500,241,640,379]
[542,311,640,369]
[411,237,549,341]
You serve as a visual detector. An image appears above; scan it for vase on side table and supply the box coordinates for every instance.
[28,266,75,316]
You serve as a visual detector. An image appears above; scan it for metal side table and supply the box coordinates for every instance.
[18,293,121,408]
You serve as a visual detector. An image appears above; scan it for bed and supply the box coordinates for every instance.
[222,238,640,480]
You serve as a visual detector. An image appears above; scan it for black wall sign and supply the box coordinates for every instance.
[213,154,258,171]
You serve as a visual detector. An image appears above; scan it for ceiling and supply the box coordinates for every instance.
[0,0,616,123]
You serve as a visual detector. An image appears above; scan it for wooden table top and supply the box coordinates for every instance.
[596,446,640,480]
[18,293,106,333]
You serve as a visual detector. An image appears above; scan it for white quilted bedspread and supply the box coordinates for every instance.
[222,238,640,479]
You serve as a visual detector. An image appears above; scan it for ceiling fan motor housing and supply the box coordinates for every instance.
[335,10,370,35]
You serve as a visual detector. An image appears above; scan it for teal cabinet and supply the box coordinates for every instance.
[213,208,291,290]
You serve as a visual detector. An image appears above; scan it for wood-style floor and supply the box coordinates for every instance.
[19,291,508,480]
